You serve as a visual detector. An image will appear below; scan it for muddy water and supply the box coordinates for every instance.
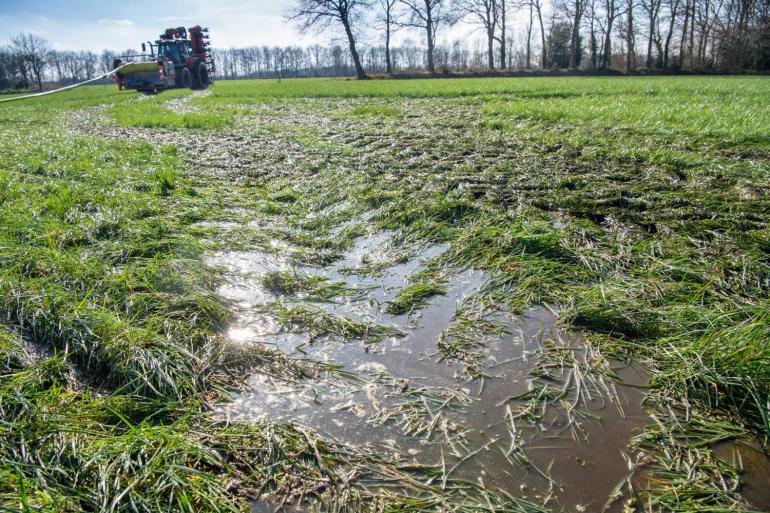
[712,441,770,511]
[211,232,651,511]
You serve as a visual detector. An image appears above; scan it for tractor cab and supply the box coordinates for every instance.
[157,40,189,64]
[156,26,193,65]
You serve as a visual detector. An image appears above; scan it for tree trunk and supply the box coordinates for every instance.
[601,0,615,70]
[602,0,615,68]
[385,24,393,73]
[569,0,583,69]
[341,17,368,79]
[426,4,436,73]
[663,0,679,68]
[55,60,63,83]
[526,3,533,69]
[499,0,507,69]
[487,28,495,69]
[679,0,690,68]
[646,3,656,70]
[537,5,547,68]
[687,0,695,66]
[626,0,635,72]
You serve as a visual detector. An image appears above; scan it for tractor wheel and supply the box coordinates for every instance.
[178,67,192,89]
[192,63,210,90]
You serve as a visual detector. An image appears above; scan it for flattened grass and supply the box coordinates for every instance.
[263,301,404,342]
[260,270,366,302]
[386,281,446,315]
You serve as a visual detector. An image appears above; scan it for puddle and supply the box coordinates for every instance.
[210,230,654,511]
[712,441,770,511]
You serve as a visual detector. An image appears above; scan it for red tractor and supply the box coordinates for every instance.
[113,26,215,94]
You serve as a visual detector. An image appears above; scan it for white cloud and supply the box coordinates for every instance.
[97,19,135,27]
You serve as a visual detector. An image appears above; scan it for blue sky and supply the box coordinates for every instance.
[0,0,494,52]
[0,0,317,50]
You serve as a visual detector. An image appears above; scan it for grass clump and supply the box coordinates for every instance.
[260,270,364,302]
[437,298,509,380]
[346,104,402,118]
[271,189,299,203]
[621,411,759,512]
[386,281,446,315]
[379,196,479,241]
[262,301,404,343]
[654,302,770,432]
[567,281,664,339]
[0,328,27,372]
[154,166,177,196]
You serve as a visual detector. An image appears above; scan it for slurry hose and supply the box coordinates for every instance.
[0,63,131,104]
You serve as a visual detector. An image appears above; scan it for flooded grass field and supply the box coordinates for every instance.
[0,77,768,512]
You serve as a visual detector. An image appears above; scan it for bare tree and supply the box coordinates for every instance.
[531,0,549,67]
[458,0,500,68]
[625,0,637,70]
[585,0,601,71]
[524,0,535,67]
[288,0,370,79]
[398,0,457,73]
[0,49,25,88]
[679,0,692,67]
[10,33,51,91]
[601,0,622,68]
[401,37,423,68]
[662,0,681,68]
[563,0,589,68]
[379,0,399,73]
[495,0,509,68]
[586,0,601,69]
[641,0,663,69]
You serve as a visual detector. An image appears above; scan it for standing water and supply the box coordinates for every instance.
[210,231,651,511]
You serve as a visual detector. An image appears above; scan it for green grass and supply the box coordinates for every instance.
[108,101,235,129]
[1,75,769,512]
[262,301,405,342]
[260,270,365,302]
[193,75,769,103]
[386,281,446,315]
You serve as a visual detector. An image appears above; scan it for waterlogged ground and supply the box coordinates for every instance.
[1,77,769,513]
[211,248,651,510]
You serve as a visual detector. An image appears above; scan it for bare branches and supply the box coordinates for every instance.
[397,0,459,72]
[457,0,504,68]
[8,33,51,91]
[378,0,400,73]
[287,0,371,78]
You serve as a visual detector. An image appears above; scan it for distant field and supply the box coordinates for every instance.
[1,76,768,512]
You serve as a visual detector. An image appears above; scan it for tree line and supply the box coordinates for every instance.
[287,0,768,78]
[1,0,767,90]
[211,40,528,79]
[0,33,144,90]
